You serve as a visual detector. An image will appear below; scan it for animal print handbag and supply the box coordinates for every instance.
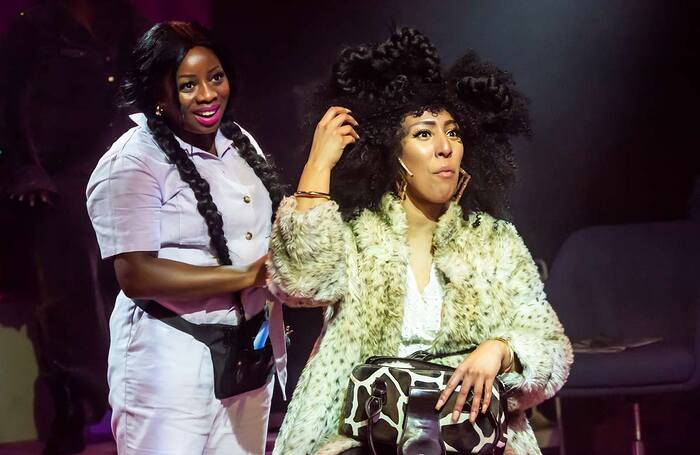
[340,350,510,455]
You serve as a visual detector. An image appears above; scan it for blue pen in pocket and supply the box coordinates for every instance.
[253,319,270,350]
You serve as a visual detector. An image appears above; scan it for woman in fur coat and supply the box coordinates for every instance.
[270,28,573,455]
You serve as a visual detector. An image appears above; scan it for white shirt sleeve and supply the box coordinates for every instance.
[86,153,162,259]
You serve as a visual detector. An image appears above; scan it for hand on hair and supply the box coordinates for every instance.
[435,339,510,424]
[306,106,359,172]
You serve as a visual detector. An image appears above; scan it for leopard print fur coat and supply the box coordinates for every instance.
[269,194,573,455]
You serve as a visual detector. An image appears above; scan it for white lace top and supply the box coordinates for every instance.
[397,264,445,357]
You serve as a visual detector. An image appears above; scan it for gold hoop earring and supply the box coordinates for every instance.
[452,168,471,204]
[155,104,165,117]
[397,157,414,177]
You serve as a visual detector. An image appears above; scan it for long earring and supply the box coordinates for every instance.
[396,158,414,200]
[452,168,471,204]
[397,158,414,177]
[155,104,165,117]
[395,174,408,200]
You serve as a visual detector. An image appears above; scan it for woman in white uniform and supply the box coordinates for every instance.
[86,22,287,454]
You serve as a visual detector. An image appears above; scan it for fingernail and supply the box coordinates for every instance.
[452,411,459,423]
[482,404,487,413]
[435,399,444,410]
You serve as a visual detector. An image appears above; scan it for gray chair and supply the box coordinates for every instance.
[545,221,700,454]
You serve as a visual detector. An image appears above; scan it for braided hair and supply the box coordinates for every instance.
[307,27,531,221]
[121,21,286,265]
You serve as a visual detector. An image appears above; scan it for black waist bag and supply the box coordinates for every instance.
[134,299,274,399]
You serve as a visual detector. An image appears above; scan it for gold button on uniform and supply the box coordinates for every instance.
[243,195,251,204]
[107,75,115,83]
[245,232,253,240]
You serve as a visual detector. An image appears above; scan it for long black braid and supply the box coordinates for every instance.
[145,115,232,265]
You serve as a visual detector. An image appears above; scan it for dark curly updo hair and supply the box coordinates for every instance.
[121,21,286,265]
[309,27,530,221]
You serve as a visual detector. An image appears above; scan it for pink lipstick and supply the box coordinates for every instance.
[192,104,222,127]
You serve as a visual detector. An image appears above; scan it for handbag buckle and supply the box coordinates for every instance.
[370,378,387,405]
[366,378,387,424]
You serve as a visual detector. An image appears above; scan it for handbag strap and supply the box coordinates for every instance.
[365,346,476,370]
[408,346,475,362]
[134,298,271,348]
[133,299,246,346]
[133,299,199,336]
[398,387,446,455]
[365,379,387,455]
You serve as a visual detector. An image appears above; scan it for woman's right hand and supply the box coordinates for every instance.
[306,106,359,171]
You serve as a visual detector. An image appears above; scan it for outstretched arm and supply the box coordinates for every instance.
[114,251,266,302]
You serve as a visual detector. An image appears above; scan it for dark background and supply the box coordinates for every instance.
[216,0,700,264]
[208,0,700,403]
[1,1,699,453]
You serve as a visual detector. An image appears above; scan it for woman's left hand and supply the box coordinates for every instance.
[435,339,509,423]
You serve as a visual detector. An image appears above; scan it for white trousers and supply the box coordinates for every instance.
[108,296,273,455]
